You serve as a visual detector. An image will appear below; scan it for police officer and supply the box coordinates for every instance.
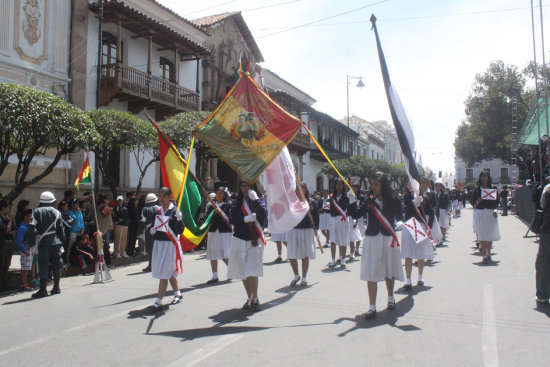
[32,191,66,299]
[139,193,158,272]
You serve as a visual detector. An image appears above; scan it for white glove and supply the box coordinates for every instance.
[413,195,423,207]
[248,190,259,201]
[396,221,404,231]
[150,227,157,235]
[245,213,257,223]
[175,210,182,221]
[347,190,356,202]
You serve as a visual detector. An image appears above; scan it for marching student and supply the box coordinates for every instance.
[470,171,500,264]
[287,183,319,287]
[149,187,184,311]
[425,181,442,248]
[328,179,353,269]
[348,184,364,260]
[205,187,232,284]
[228,181,267,310]
[271,232,286,263]
[359,172,404,319]
[434,182,451,245]
[318,189,331,248]
[401,179,434,290]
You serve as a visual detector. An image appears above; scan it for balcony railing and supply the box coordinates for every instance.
[100,63,199,111]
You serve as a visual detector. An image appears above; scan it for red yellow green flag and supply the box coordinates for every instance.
[195,72,302,183]
[75,156,92,190]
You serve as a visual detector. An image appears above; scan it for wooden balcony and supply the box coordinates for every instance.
[288,131,311,155]
[309,144,350,161]
[100,63,200,113]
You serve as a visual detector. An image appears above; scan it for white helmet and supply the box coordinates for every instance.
[145,193,158,204]
[39,191,56,204]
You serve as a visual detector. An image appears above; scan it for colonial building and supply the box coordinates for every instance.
[372,120,403,165]
[347,115,386,161]
[455,157,515,185]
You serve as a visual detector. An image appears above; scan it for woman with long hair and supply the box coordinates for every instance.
[205,187,232,284]
[359,172,404,319]
[286,183,319,287]
[470,170,500,264]
[401,178,434,290]
[328,179,353,269]
[228,181,267,310]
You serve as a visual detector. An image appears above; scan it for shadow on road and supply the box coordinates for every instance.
[472,261,501,267]
[2,295,35,305]
[534,304,550,317]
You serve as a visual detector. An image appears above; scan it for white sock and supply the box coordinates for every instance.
[340,258,346,264]
[154,297,162,306]
[388,295,395,303]
[212,272,218,279]
[418,275,423,282]
[406,278,412,285]
[369,304,376,311]
[331,258,336,264]
[174,290,182,297]
[301,276,307,283]
[293,274,300,281]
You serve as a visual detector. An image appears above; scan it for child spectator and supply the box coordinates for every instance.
[14,200,30,228]
[15,209,35,291]
[67,199,85,263]
[70,234,95,275]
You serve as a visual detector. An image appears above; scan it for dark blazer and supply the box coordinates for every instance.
[152,204,184,241]
[294,198,319,229]
[348,195,366,220]
[540,191,550,233]
[470,186,499,210]
[206,202,232,233]
[230,198,267,241]
[329,194,349,218]
[359,196,403,236]
[403,191,435,228]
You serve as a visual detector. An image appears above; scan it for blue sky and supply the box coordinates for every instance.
[160,0,549,173]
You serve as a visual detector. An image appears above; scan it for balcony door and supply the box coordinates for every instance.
[102,32,121,66]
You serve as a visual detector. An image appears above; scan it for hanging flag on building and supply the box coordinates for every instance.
[153,121,214,251]
[371,14,421,194]
[194,72,302,183]
[75,155,92,190]
[265,146,309,233]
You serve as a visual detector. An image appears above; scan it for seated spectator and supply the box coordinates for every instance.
[15,209,35,291]
[70,234,95,275]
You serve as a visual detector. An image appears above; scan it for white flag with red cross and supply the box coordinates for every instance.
[404,217,428,244]
[481,188,497,200]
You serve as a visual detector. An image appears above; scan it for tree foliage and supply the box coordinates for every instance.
[0,83,97,201]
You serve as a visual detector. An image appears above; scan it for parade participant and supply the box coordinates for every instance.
[470,171,500,264]
[318,189,331,248]
[227,181,267,310]
[401,179,434,290]
[328,179,354,269]
[348,184,364,260]
[14,209,35,291]
[96,194,113,257]
[139,193,158,272]
[149,187,184,311]
[424,179,442,247]
[271,232,286,263]
[434,182,451,244]
[359,172,404,319]
[205,187,232,284]
[536,182,550,304]
[287,183,319,287]
[31,192,65,298]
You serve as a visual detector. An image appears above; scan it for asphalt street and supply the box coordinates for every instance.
[1,206,548,367]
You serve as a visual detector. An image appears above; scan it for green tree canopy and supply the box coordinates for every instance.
[0,83,97,201]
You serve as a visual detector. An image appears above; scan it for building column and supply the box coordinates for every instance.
[205,159,213,188]
[174,48,179,83]
[210,158,218,182]
[116,19,121,63]
[147,36,152,74]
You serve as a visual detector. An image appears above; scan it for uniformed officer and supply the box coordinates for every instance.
[139,193,158,272]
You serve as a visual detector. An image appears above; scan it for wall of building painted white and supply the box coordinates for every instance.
[455,158,516,185]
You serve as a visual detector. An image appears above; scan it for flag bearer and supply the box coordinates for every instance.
[205,187,232,284]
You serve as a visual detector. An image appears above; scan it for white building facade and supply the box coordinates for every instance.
[455,157,515,185]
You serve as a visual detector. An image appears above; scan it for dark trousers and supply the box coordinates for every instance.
[145,235,154,267]
[126,223,139,256]
[536,233,550,300]
[501,198,508,215]
[38,244,62,280]
[0,242,13,288]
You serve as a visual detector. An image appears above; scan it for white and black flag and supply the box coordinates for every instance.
[371,14,421,194]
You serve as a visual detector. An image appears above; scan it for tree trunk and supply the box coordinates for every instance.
[135,157,159,195]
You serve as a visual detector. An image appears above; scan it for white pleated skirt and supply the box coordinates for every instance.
[330,216,349,246]
[271,232,287,242]
[360,233,404,282]
[348,218,363,242]
[400,226,434,260]
[152,240,178,280]
[319,213,330,231]
[438,210,450,228]
[206,230,232,260]
[431,220,443,243]
[473,209,501,242]
[357,217,367,236]
[227,237,264,280]
[286,228,316,260]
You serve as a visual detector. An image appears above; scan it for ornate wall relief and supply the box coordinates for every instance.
[13,0,49,64]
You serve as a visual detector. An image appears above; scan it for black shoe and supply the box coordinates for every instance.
[387,300,396,310]
[274,256,283,263]
[354,250,360,257]
[365,309,377,319]
[206,278,219,284]
[142,266,151,273]
[417,280,424,286]
[340,262,346,269]
[81,269,87,276]
[32,289,48,299]
[171,295,182,305]
[50,287,61,295]
[250,299,260,310]
[148,304,162,312]
[290,277,301,287]
[482,256,489,264]
[403,284,412,291]
[242,300,251,310]
[328,262,336,269]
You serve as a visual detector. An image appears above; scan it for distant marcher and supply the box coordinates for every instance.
[15,209,36,291]
[271,232,286,263]
[205,187,232,284]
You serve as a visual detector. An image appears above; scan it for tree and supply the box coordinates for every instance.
[88,109,147,198]
[131,121,157,195]
[454,61,530,166]
[0,83,97,202]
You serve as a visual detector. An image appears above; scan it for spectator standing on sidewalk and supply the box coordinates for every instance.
[139,193,158,272]
[97,194,113,255]
[126,196,139,257]
[113,196,129,258]
[536,183,550,306]
[67,198,85,264]
[500,186,509,216]
[15,209,36,291]
[0,200,16,291]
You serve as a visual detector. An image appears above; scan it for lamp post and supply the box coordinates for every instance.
[346,75,365,156]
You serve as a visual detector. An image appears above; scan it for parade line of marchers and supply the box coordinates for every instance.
[25,16,510,318]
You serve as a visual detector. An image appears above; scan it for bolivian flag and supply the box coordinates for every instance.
[75,156,92,190]
[154,122,214,251]
[195,72,302,183]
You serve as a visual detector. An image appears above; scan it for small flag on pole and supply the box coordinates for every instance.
[75,156,92,190]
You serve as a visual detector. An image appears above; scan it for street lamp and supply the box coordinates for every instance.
[347,75,365,156]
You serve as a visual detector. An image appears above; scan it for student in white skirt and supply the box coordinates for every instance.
[358,172,404,319]
[434,182,451,244]
[318,189,331,248]
[228,181,268,310]
[425,184,442,248]
[470,171,500,264]
[205,187,233,284]
[287,183,319,287]
[149,187,185,311]
[401,179,435,290]
[271,232,286,263]
[328,179,353,269]
[347,184,364,260]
